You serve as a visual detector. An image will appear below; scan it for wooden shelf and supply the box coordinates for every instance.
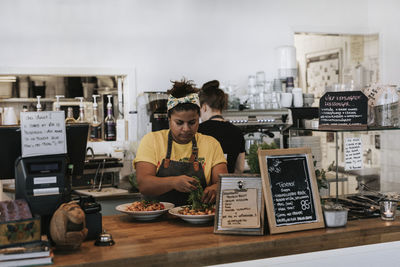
[0,98,80,103]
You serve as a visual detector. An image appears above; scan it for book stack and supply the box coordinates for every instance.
[0,240,53,266]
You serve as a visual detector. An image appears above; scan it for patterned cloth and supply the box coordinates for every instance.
[167,93,200,111]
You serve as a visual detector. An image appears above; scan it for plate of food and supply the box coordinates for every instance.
[116,200,174,221]
[168,205,215,224]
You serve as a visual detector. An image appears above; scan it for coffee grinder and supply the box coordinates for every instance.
[148,92,169,131]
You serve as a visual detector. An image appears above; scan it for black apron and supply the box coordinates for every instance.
[150,131,207,206]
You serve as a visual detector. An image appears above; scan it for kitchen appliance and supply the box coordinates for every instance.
[79,196,102,240]
[11,123,89,235]
[15,154,69,217]
[137,92,169,140]
[222,108,292,148]
[72,153,123,189]
[148,92,168,131]
[0,123,89,181]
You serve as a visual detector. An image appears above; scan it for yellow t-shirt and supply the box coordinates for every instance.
[133,130,227,185]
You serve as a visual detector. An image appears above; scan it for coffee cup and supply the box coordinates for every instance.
[280,93,293,108]
[292,88,303,107]
[3,107,17,125]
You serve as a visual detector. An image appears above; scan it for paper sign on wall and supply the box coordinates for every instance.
[345,137,363,171]
[221,188,260,229]
[20,111,67,157]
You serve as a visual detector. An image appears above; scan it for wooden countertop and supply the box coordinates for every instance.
[53,215,400,267]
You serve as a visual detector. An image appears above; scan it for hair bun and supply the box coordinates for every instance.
[202,80,220,90]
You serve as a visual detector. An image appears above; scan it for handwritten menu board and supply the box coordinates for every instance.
[259,148,324,234]
[214,174,264,236]
[221,189,259,228]
[20,111,67,157]
[345,137,363,171]
[267,155,316,226]
[319,91,368,130]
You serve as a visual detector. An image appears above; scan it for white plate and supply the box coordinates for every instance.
[168,206,215,224]
[116,202,174,221]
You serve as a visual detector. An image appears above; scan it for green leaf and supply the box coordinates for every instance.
[188,176,204,210]
[247,142,278,174]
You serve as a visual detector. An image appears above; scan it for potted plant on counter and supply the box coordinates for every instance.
[322,201,349,227]
[318,162,349,228]
[247,142,278,174]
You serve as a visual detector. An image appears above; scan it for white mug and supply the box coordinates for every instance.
[280,93,293,108]
[3,107,17,125]
[292,88,303,107]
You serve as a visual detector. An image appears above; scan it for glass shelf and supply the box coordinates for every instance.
[289,125,400,202]
[0,98,79,103]
[290,126,400,132]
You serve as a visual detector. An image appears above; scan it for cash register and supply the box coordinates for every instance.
[0,123,89,234]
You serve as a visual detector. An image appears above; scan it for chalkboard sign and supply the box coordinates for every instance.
[214,174,264,236]
[258,148,324,234]
[319,91,368,130]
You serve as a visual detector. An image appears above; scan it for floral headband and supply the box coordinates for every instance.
[167,93,200,111]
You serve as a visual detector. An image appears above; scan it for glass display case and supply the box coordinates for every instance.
[289,126,400,220]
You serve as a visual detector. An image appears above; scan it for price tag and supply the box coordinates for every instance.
[20,111,67,157]
[221,188,260,229]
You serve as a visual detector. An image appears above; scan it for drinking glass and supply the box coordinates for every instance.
[380,200,397,221]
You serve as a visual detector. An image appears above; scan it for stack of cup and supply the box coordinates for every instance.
[292,88,303,107]
[280,92,292,108]
[3,107,17,125]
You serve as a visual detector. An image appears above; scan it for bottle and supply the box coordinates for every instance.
[90,95,102,141]
[65,107,76,123]
[75,97,86,122]
[19,105,28,124]
[104,94,116,141]
[286,77,294,93]
[36,96,42,111]
[54,95,64,111]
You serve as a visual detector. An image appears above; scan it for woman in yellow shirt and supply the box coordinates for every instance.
[134,79,228,206]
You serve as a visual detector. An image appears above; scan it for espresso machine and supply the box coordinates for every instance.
[222,108,293,149]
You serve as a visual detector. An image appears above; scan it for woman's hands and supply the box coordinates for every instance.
[173,176,217,204]
[173,175,198,193]
[202,183,218,204]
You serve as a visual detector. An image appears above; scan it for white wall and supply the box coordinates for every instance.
[367,0,400,85]
[0,0,371,99]
[366,0,400,188]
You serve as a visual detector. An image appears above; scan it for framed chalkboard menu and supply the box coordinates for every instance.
[214,174,264,235]
[258,148,324,234]
[319,91,368,130]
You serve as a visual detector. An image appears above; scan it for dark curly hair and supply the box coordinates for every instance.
[167,78,200,117]
[198,80,228,111]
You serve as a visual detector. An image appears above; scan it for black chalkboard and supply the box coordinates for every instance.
[259,148,324,234]
[319,91,368,130]
[267,155,316,226]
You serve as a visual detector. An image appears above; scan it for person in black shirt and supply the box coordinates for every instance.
[198,80,245,173]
